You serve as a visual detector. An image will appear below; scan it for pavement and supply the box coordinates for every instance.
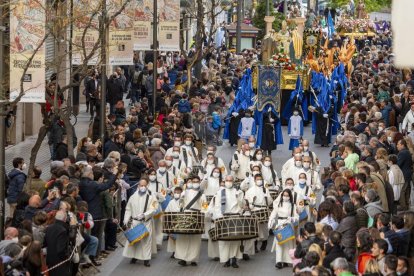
[6,105,332,275]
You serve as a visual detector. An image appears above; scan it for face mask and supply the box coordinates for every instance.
[264,161,271,167]
[149,175,157,181]
[303,146,309,152]
[22,164,27,170]
[166,160,172,167]
[125,127,130,132]
[192,183,200,190]
[174,141,181,147]
[255,180,263,187]
[139,187,147,193]
[286,185,294,190]
[295,161,302,167]
[225,182,233,189]
[212,172,220,178]
[185,140,192,146]
[173,152,180,158]
[303,163,310,169]
[11,237,18,242]
[293,111,299,116]
[249,142,255,148]
[159,167,166,173]
[145,140,150,146]
[299,179,306,185]
[256,154,263,161]
[174,193,181,199]
[378,126,384,132]
[283,196,290,202]
[186,182,193,189]
[207,159,214,164]
[387,136,393,143]
[244,151,250,156]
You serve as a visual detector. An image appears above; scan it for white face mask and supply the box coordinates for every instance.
[212,172,220,178]
[244,151,250,156]
[207,159,214,164]
[249,142,255,148]
[387,136,393,143]
[286,185,294,190]
[192,183,200,190]
[303,163,310,169]
[255,180,263,187]
[283,196,290,202]
[186,182,193,189]
[295,161,302,167]
[149,175,157,181]
[174,193,181,199]
[166,160,172,167]
[293,111,299,116]
[21,164,27,170]
[158,167,166,173]
[139,187,147,193]
[185,140,192,146]
[256,154,263,161]
[173,152,180,158]
[11,237,18,242]
[174,141,181,147]
[299,179,306,185]
[264,161,271,167]
[378,126,384,132]
[225,182,233,189]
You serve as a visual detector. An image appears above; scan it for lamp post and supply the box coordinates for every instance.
[236,0,242,53]
[152,0,157,115]
[99,0,107,153]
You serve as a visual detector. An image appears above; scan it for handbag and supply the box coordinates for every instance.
[273,223,295,245]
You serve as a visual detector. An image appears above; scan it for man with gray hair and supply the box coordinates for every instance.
[331,257,350,275]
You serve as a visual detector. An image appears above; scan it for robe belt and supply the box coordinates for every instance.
[253,204,268,208]
[278,217,289,219]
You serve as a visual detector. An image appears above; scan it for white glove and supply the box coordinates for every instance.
[269,118,275,123]
[232,112,239,117]
[323,113,328,118]
[268,219,275,229]
[137,213,145,221]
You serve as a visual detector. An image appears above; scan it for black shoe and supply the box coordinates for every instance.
[170,253,175,259]
[105,246,116,251]
[178,260,187,266]
[191,262,197,266]
[90,257,102,267]
[213,257,219,261]
[130,258,137,264]
[283,263,289,267]
[144,260,150,267]
[223,260,231,267]
[242,254,250,261]
[232,262,239,268]
[260,241,267,251]
[275,262,283,269]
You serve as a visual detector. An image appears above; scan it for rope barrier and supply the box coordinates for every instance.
[41,246,77,275]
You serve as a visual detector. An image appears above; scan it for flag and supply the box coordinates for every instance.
[327,12,335,39]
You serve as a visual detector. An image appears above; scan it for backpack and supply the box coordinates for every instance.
[132,70,141,85]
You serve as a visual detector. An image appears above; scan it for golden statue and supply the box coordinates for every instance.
[262,29,277,63]
[291,27,303,60]
[275,21,291,55]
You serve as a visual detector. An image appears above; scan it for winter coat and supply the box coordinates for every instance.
[177,99,191,113]
[337,212,358,250]
[364,200,384,218]
[323,245,346,268]
[7,169,27,204]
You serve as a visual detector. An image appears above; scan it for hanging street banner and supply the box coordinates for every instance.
[133,0,152,50]
[107,0,134,65]
[9,0,46,103]
[158,0,180,51]
[72,0,100,65]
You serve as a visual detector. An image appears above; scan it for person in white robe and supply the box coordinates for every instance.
[282,155,303,185]
[147,168,166,248]
[245,174,273,251]
[175,176,206,266]
[165,155,183,186]
[156,160,175,189]
[240,165,262,191]
[169,146,187,174]
[261,156,281,189]
[200,146,228,177]
[230,144,251,181]
[165,136,183,156]
[249,149,264,168]
[302,156,323,210]
[213,175,244,268]
[123,179,158,266]
[206,193,221,260]
[164,186,184,258]
[180,134,199,169]
[294,173,317,224]
[281,148,303,182]
[238,110,256,140]
[268,189,298,269]
[247,136,257,158]
[301,139,319,168]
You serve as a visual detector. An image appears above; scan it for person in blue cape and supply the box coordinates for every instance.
[254,105,283,154]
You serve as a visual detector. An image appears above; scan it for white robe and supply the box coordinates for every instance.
[165,198,181,253]
[240,176,255,191]
[148,181,166,246]
[122,192,158,260]
[269,201,298,263]
[174,189,206,262]
[245,185,273,241]
[206,195,220,258]
[213,187,244,263]
[231,152,251,180]
[281,158,294,184]
[157,170,175,189]
[200,157,228,178]
[282,165,303,186]
[167,166,183,186]
[180,145,199,168]
[202,177,221,239]
[262,165,281,188]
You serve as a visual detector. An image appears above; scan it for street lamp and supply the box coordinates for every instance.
[236,0,242,53]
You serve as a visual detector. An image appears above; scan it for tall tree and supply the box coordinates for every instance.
[252,0,286,39]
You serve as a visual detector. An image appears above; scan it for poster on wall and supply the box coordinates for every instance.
[133,0,152,50]
[9,0,46,103]
[72,0,100,65]
[107,0,134,65]
[158,0,180,51]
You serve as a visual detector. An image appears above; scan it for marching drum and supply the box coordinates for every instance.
[213,215,259,241]
[251,208,270,224]
[124,223,149,246]
[208,227,217,241]
[269,189,281,201]
[162,212,205,234]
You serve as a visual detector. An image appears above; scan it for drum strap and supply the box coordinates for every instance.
[183,148,188,166]
[221,189,226,214]
[262,187,269,207]
[183,191,203,211]
[270,166,277,185]
[144,194,149,213]
[166,172,170,188]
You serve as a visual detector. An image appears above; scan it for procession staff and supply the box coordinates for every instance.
[245,174,273,252]
[213,175,244,268]
[123,179,158,267]
[268,189,298,269]
[175,176,206,266]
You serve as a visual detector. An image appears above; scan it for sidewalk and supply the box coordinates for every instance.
[5,108,92,180]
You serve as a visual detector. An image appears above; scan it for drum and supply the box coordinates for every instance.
[213,215,258,241]
[124,223,149,246]
[273,223,295,245]
[208,228,217,241]
[251,208,270,223]
[269,189,281,201]
[162,212,205,234]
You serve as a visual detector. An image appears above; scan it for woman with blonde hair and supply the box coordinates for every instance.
[309,243,324,266]
[76,137,92,154]
[375,147,389,182]
[363,259,381,276]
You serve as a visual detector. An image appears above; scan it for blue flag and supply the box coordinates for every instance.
[328,12,335,39]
